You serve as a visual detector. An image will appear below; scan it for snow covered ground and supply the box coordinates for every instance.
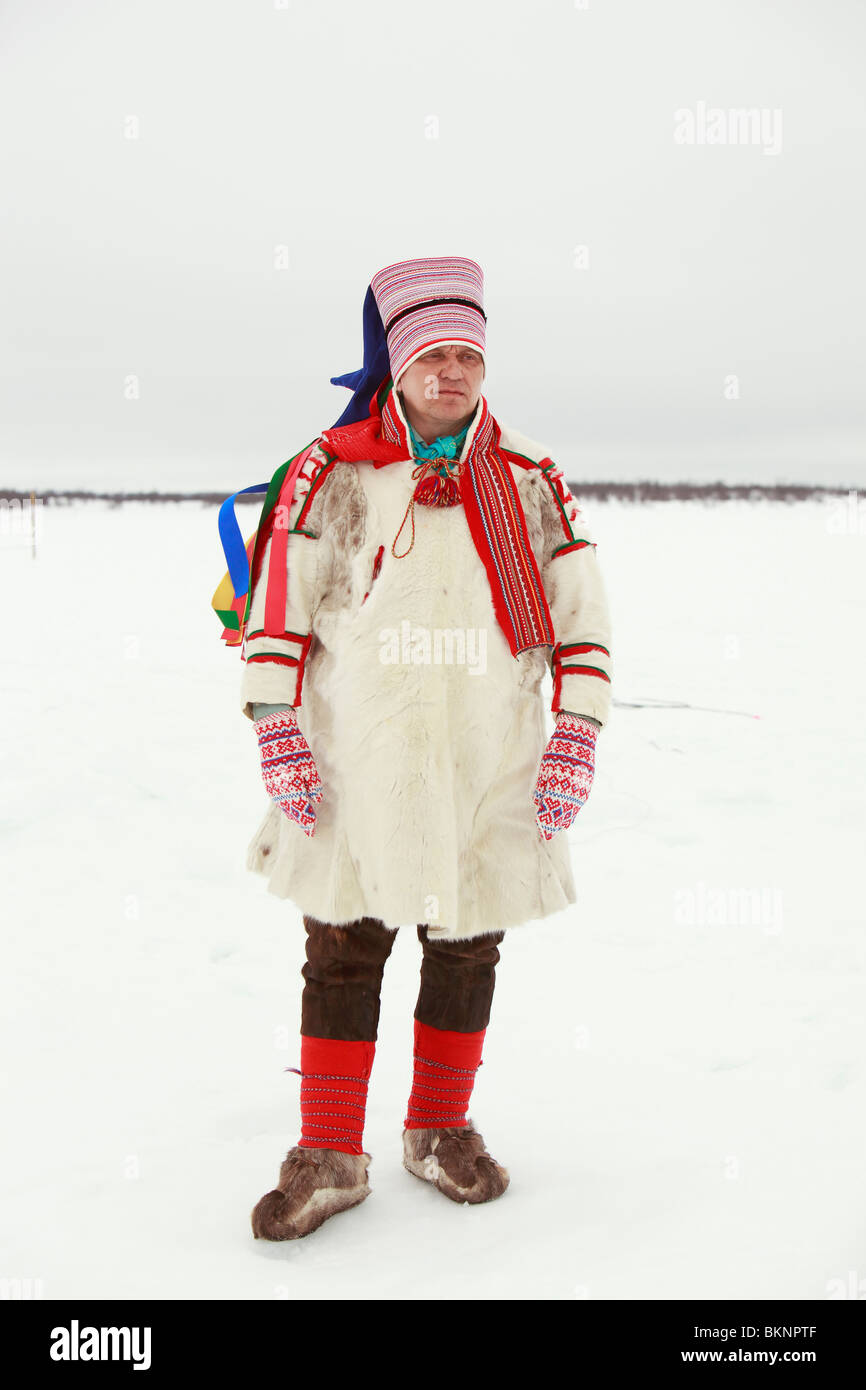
[1,494,864,1300]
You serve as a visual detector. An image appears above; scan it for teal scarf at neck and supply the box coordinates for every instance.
[408,420,470,469]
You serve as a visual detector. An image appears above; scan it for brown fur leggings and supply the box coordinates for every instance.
[301,915,506,1040]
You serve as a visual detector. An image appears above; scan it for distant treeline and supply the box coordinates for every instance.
[0,481,855,506]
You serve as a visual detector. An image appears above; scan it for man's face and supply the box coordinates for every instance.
[396,343,485,431]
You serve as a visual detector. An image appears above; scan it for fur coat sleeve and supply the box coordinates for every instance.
[498,428,614,728]
[538,468,613,726]
[239,439,336,719]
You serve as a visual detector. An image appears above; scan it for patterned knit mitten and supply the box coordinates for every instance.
[533,712,597,839]
[254,707,323,838]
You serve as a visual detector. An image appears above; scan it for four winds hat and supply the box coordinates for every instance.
[330,256,486,427]
[371,255,487,384]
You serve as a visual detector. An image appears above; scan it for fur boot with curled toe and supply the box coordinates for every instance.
[251,1145,372,1240]
[402,1120,510,1205]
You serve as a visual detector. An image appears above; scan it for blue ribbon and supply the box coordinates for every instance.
[218,483,269,597]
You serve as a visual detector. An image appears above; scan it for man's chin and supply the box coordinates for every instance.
[433,409,472,431]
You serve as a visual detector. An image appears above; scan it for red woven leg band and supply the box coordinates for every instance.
[404,1018,486,1130]
[297,1035,376,1155]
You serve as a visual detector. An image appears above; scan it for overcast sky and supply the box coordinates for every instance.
[1,0,864,492]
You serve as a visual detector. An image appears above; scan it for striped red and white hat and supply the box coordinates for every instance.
[370,256,486,384]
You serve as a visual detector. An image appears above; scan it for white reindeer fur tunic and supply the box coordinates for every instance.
[240,390,613,940]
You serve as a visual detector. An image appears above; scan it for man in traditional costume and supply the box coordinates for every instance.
[233,256,613,1238]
